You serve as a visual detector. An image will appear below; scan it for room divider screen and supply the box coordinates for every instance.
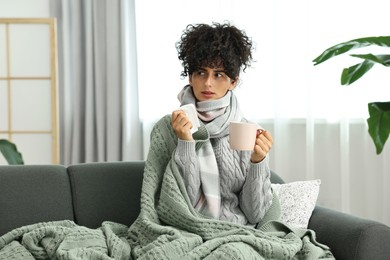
[0,18,59,164]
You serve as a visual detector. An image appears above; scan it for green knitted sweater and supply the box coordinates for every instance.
[127,115,335,260]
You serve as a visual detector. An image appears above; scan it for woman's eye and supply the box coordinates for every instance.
[215,73,224,78]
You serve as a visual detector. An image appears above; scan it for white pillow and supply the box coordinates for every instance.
[271,179,321,229]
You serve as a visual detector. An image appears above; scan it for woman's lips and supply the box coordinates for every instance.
[201,91,215,98]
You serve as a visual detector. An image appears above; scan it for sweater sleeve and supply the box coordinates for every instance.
[239,156,273,224]
[174,139,201,206]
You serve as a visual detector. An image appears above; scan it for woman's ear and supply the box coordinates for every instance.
[229,77,239,90]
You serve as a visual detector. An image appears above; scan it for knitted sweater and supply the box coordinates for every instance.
[174,131,273,226]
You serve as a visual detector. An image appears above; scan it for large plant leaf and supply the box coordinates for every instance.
[313,36,390,65]
[340,60,375,85]
[367,102,390,154]
[331,54,390,86]
[350,54,390,66]
[0,139,24,165]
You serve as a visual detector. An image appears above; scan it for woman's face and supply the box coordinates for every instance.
[189,67,237,101]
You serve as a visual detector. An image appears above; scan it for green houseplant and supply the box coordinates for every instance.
[0,139,24,165]
[313,36,390,154]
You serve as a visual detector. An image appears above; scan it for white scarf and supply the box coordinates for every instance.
[178,85,243,218]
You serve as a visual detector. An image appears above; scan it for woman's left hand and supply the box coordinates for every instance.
[250,130,273,163]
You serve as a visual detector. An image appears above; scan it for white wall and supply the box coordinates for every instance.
[0,0,49,17]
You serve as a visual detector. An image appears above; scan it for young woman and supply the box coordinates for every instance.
[158,22,273,227]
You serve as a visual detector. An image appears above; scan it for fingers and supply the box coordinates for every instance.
[251,130,273,163]
[172,110,193,130]
[261,129,272,140]
[172,110,193,140]
[172,110,186,126]
[256,130,273,150]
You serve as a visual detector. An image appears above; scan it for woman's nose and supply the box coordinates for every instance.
[204,75,213,86]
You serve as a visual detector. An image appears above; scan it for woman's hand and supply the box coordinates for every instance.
[250,130,273,163]
[172,110,193,141]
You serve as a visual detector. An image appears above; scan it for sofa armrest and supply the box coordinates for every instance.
[308,205,390,260]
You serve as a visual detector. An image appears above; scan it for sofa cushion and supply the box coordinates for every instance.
[0,165,74,236]
[272,179,321,229]
[67,161,144,229]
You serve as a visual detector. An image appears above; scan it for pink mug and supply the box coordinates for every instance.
[229,121,263,151]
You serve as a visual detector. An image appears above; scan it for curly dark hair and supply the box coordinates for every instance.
[176,22,253,80]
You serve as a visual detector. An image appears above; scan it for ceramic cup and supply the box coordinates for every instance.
[229,121,263,150]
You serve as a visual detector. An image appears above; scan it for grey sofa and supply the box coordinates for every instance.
[0,161,389,259]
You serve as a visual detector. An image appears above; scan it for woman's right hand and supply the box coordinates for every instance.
[172,110,193,141]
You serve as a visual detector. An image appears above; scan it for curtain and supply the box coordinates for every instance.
[50,0,142,164]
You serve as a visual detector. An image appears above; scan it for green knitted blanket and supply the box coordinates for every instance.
[0,220,130,259]
[127,116,335,260]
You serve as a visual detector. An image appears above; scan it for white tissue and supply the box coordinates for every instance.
[179,104,200,134]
